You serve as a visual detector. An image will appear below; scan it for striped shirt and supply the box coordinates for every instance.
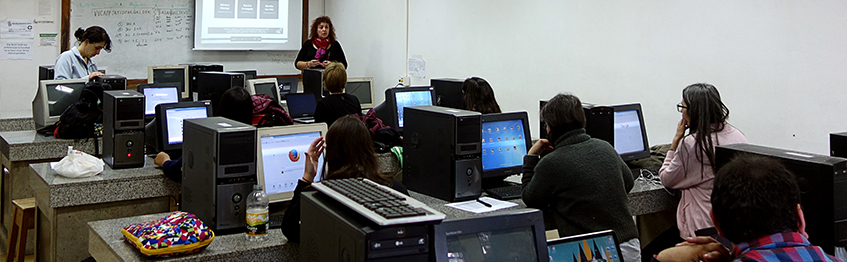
[733,232,841,262]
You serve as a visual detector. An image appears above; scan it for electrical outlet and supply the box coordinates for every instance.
[399,76,411,87]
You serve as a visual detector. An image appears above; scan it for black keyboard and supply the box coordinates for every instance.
[311,178,446,226]
[485,185,523,200]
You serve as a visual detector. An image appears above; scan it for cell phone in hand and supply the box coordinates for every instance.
[695,227,732,249]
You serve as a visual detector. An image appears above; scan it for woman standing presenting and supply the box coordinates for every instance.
[54,26,111,80]
[295,16,347,70]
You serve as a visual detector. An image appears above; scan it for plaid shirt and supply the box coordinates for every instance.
[733,232,842,262]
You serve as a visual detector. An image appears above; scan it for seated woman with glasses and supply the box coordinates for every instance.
[643,83,748,260]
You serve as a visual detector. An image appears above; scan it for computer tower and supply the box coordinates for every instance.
[583,103,614,145]
[99,75,127,90]
[182,63,224,97]
[197,71,245,110]
[38,65,54,81]
[102,90,145,168]
[715,143,847,254]
[181,117,257,233]
[430,78,464,110]
[831,132,847,158]
[300,192,430,262]
[403,106,482,202]
[302,68,325,102]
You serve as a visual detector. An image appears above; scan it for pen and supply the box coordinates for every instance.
[476,198,492,208]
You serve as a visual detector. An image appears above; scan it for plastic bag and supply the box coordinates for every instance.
[53,146,104,178]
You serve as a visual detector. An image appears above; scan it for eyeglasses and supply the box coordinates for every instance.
[676,103,688,113]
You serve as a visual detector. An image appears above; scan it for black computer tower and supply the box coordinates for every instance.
[103,90,145,168]
[430,78,464,110]
[181,117,257,233]
[715,143,847,254]
[403,106,482,202]
[182,63,224,97]
[300,192,430,262]
[831,132,847,158]
[197,71,245,110]
[583,103,614,145]
[99,75,127,90]
[38,65,54,81]
[302,68,325,102]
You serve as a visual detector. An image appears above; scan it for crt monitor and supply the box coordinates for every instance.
[286,93,317,118]
[154,101,213,153]
[481,112,532,187]
[256,123,327,203]
[373,86,435,132]
[610,103,650,161]
[433,209,548,262]
[345,77,374,108]
[137,83,180,121]
[276,77,299,100]
[32,79,88,128]
[228,70,257,80]
[148,65,190,99]
[247,78,281,103]
[547,230,622,262]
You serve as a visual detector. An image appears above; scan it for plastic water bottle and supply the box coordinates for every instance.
[246,184,269,241]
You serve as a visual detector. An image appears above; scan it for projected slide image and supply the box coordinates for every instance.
[200,0,288,44]
[260,132,324,195]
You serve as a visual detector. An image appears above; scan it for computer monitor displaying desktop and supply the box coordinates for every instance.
[373,86,435,132]
[481,112,532,188]
[153,101,213,154]
[609,103,650,161]
[247,78,281,103]
[547,230,622,262]
[432,209,548,262]
[345,77,374,108]
[228,70,257,80]
[256,124,327,203]
[32,79,88,128]
[148,65,190,99]
[276,77,299,100]
[137,83,180,121]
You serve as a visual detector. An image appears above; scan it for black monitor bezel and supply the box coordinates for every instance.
[432,209,548,262]
[154,101,213,152]
[386,86,436,132]
[276,77,299,100]
[481,111,533,181]
[137,82,182,120]
[609,103,650,161]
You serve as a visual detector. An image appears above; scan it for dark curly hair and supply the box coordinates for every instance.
[309,16,336,43]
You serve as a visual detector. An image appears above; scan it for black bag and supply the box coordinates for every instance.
[36,82,108,139]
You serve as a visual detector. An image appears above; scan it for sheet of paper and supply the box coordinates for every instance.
[40,33,57,47]
[408,57,426,78]
[38,0,54,19]
[0,19,35,39]
[0,40,33,60]
[444,197,518,214]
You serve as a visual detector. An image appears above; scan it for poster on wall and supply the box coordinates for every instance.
[0,19,35,39]
[0,40,34,60]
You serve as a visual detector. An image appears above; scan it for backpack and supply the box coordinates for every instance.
[251,94,294,127]
[36,82,108,139]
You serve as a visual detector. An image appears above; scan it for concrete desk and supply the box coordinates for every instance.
[29,157,179,262]
[0,117,35,132]
[0,130,102,255]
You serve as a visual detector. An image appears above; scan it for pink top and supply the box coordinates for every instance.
[659,124,747,238]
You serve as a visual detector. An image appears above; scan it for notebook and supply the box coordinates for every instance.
[286,93,318,123]
[547,230,622,262]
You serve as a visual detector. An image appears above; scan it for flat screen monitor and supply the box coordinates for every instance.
[373,86,435,132]
[481,112,532,185]
[32,79,88,128]
[547,230,622,262]
[345,77,374,109]
[256,124,327,203]
[433,209,548,262]
[276,77,299,100]
[247,78,281,103]
[148,65,190,99]
[154,101,213,152]
[137,83,180,120]
[610,103,650,161]
[228,70,257,80]
[286,93,317,118]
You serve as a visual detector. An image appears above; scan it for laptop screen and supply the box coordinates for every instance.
[547,230,621,262]
[287,93,317,117]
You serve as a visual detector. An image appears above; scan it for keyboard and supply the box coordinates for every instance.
[485,184,523,200]
[312,178,446,226]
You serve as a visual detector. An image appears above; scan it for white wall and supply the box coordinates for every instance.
[329,0,847,155]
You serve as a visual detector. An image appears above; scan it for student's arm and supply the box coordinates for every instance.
[280,180,310,243]
[659,137,704,189]
[161,157,182,183]
[521,139,556,208]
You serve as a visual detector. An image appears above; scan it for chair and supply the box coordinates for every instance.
[5,198,35,262]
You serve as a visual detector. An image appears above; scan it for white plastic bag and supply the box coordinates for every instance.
[53,146,104,178]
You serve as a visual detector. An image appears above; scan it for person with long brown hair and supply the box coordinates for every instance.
[462,77,502,114]
[281,115,405,243]
[294,16,348,70]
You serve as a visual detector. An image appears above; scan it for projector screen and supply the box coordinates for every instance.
[194,0,303,50]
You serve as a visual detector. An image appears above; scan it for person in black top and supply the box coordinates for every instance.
[281,115,407,243]
[314,62,361,127]
[295,16,347,70]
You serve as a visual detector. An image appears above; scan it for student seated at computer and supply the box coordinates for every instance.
[281,115,407,243]
[154,87,255,181]
[313,62,361,127]
[462,77,501,114]
[654,154,839,262]
[521,93,640,262]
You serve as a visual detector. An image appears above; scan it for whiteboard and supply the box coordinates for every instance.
[69,0,301,79]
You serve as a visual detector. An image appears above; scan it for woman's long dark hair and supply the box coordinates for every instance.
[462,77,502,114]
[681,83,729,174]
[323,115,391,185]
[309,16,337,43]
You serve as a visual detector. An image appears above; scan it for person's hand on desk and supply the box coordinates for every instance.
[88,71,105,80]
[528,139,553,156]
[655,236,730,262]
[154,152,171,167]
[301,136,325,183]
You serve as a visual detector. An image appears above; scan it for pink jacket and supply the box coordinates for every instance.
[659,124,747,238]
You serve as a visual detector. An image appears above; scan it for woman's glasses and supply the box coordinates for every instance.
[676,103,688,113]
